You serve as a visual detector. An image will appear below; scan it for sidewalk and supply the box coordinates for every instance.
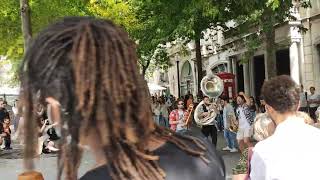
[0,129,240,180]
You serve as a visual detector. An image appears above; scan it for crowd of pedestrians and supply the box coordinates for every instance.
[0,97,61,155]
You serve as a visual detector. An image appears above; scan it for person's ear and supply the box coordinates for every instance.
[265,104,274,114]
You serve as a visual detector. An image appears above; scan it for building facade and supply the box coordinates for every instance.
[163,1,320,99]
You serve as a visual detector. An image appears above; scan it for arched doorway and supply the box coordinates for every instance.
[180,61,194,96]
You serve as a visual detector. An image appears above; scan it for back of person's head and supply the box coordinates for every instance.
[203,96,209,100]
[253,113,275,141]
[220,96,229,103]
[20,17,206,180]
[261,75,300,113]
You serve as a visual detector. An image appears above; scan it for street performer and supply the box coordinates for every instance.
[196,96,219,147]
[19,17,225,180]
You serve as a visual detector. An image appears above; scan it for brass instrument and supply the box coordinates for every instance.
[228,113,238,133]
[194,74,224,126]
[183,104,194,128]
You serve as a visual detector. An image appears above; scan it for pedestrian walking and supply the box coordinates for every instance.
[307,86,320,122]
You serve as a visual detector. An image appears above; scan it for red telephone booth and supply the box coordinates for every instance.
[216,72,236,99]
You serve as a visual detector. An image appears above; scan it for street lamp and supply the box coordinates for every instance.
[176,55,181,98]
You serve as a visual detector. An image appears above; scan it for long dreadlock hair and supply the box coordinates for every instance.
[20,17,208,180]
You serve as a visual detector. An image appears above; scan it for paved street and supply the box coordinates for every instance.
[0,131,239,180]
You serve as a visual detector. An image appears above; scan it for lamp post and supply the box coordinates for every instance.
[176,56,181,98]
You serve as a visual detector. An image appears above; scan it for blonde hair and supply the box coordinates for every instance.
[253,113,275,141]
[296,111,313,125]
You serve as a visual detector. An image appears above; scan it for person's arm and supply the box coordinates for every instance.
[169,111,179,125]
[239,92,250,106]
[196,104,210,119]
[316,94,320,104]
[39,120,48,134]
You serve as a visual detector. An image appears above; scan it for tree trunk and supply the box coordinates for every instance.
[195,36,203,95]
[263,9,277,79]
[142,65,147,78]
[20,0,32,51]
[265,27,277,78]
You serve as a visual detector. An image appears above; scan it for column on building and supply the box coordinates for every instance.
[289,3,302,85]
[243,63,251,95]
[230,57,238,93]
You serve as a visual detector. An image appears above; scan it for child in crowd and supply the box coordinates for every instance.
[0,116,12,150]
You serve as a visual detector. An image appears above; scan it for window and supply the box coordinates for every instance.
[211,63,228,74]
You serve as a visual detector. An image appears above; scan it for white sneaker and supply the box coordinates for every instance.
[222,147,231,151]
[230,148,238,153]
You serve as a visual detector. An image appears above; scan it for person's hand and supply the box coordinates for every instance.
[46,97,61,107]
[4,129,10,133]
[202,112,209,117]
[44,120,49,126]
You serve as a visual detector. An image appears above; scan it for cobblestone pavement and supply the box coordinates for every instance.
[0,130,239,180]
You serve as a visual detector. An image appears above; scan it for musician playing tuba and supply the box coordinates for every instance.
[196,96,219,146]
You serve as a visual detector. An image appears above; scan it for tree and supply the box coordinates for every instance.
[132,0,227,94]
[218,0,311,78]
[1,0,143,85]
[20,0,32,50]
[0,0,91,85]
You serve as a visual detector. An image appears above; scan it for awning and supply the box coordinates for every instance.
[0,86,20,95]
[147,83,166,91]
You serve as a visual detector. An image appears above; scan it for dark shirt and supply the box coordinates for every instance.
[80,134,225,180]
[259,105,266,113]
[0,108,8,123]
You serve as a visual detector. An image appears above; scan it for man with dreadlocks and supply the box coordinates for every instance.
[19,17,225,180]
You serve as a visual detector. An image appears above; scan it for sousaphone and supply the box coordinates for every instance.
[194,74,224,126]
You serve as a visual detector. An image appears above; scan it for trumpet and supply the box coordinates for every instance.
[183,104,194,128]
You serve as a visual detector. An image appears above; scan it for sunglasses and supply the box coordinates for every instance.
[178,103,184,105]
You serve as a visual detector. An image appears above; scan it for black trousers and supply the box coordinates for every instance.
[4,134,11,148]
[309,107,318,122]
[201,125,217,147]
[299,107,309,113]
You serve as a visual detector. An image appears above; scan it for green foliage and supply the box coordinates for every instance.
[87,0,138,34]
[131,0,228,81]
[223,0,311,66]
[0,0,91,85]
[240,34,262,64]
[0,0,144,84]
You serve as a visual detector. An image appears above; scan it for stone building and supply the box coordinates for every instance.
[164,0,320,99]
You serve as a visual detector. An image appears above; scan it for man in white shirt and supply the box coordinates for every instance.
[250,75,320,180]
[298,85,308,113]
[308,86,320,121]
